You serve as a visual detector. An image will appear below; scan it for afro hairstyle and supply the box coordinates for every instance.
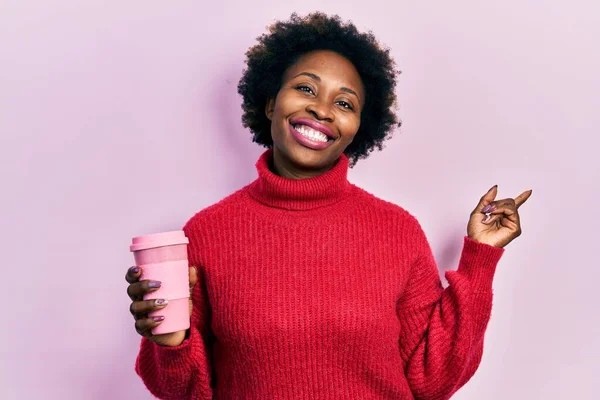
[237,11,402,166]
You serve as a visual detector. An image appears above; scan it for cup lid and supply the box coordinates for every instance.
[130,230,189,252]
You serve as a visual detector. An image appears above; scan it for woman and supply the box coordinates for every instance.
[126,12,532,400]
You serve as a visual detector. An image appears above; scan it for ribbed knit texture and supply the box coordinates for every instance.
[135,148,505,400]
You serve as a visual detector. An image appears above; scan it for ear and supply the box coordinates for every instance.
[265,97,275,121]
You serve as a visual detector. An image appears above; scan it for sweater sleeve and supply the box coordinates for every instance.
[134,223,214,400]
[397,219,504,400]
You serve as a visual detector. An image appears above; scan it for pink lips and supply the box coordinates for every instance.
[289,124,335,150]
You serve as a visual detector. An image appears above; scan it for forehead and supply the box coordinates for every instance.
[283,50,364,94]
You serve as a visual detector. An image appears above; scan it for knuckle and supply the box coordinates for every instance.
[127,283,141,299]
[129,302,136,315]
[135,319,150,337]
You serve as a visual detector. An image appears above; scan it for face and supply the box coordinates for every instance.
[265,49,365,177]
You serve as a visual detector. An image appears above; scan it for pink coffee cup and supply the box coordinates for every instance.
[130,230,191,335]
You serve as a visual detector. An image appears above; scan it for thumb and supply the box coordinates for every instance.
[476,185,498,212]
[189,266,198,288]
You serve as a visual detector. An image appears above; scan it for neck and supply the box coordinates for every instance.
[247,148,351,211]
[272,148,335,180]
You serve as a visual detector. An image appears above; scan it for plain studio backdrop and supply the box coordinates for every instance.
[1,1,598,399]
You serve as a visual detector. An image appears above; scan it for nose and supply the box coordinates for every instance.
[306,97,334,122]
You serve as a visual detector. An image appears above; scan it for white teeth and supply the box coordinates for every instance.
[293,124,329,142]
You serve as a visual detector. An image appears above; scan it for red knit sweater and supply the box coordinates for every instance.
[135,149,505,400]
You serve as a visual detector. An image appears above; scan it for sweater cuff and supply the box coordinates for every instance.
[135,327,200,379]
[152,327,199,369]
[454,236,505,291]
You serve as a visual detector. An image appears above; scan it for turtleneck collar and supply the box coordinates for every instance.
[247,148,352,211]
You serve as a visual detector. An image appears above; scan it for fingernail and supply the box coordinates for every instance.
[129,266,139,274]
[155,299,168,306]
[482,204,496,213]
[148,281,161,288]
[152,316,165,322]
[489,185,498,191]
[482,214,491,223]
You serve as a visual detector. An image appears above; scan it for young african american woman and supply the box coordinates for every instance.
[126,12,532,400]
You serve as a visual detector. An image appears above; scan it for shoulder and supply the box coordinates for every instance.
[350,184,422,227]
[350,185,430,257]
[182,184,251,233]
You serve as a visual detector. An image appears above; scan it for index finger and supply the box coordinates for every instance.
[514,189,533,208]
[125,266,141,284]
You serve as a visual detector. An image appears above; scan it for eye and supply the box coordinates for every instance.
[296,85,314,95]
[337,101,353,110]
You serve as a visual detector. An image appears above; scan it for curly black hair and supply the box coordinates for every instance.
[237,11,402,167]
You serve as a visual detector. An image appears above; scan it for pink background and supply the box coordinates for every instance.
[1,1,598,399]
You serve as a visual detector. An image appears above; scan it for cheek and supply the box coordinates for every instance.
[339,115,361,138]
[274,91,303,115]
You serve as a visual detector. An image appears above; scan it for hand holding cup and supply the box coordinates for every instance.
[127,230,194,347]
[126,265,197,347]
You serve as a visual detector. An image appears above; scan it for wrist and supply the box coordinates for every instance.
[154,329,188,347]
[468,235,503,248]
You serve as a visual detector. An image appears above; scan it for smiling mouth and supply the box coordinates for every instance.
[288,124,336,150]
[291,124,335,142]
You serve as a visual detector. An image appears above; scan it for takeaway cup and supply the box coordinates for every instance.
[130,230,190,335]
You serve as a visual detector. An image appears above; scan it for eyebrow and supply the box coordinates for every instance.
[292,72,360,102]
